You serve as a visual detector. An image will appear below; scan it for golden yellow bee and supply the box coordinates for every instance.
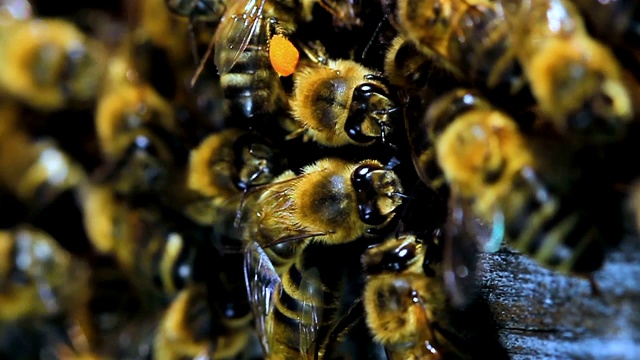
[185,128,286,228]
[242,157,404,249]
[94,80,182,195]
[154,286,253,360]
[499,0,633,142]
[0,226,89,321]
[289,59,399,147]
[362,234,468,360]
[0,18,107,110]
[395,0,521,94]
[80,184,203,297]
[0,101,86,211]
[429,89,605,306]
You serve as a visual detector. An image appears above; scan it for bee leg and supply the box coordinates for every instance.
[190,33,215,87]
[364,73,393,89]
[267,17,288,38]
[284,127,306,141]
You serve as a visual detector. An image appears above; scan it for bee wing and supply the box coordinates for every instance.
[251,176,329,248]
[443,195,504,307]
[243,241,281,354]
[299,267,324,360]
[213,0,267,74]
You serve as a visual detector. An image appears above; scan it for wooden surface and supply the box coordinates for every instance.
[478,236,640,359]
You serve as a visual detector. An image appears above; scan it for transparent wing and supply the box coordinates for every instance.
[443,194,504,308]
[244,241,281,354]
[299,267,323,360]
[250,175,328,249]
[213,0,267,74]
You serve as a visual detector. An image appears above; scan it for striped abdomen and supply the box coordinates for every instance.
[219,26,286,119]
[269,248,337,359]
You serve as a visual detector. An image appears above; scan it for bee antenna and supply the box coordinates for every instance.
[188,15,200,66]
[247,167,266,186]
[190,34,216,87]
[361,15,386,60]
[233,190,249,228]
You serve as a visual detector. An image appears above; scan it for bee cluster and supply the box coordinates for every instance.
[0,0,639,359]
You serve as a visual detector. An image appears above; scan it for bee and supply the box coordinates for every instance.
[498,0,633,142]
[199,0,300,118]
[243,157,404,251]
[94,80,184,196]
[187,128,286,200]
[383,35,459,93]
[154,285,254,360]
[238,157,404,286]
[185,128,286,228]
[395,0,523,96]
[429,89,606,306]
[405,85,496,194]
[288,59,399,147]
[361,234,469,360]
[0,225,90,322]
[0,104,86,212]
[80,184,210,298]
[245,241,343,360]
[0,18,107,110]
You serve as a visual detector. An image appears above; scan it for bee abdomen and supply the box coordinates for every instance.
[220,47,283,118]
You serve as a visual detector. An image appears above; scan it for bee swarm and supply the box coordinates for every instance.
[1,0,640,359]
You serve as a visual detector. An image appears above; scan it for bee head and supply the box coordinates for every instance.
[352,161,404,227]
[346,80,397,144]
[233,133,284,190]
[362,235,424,275]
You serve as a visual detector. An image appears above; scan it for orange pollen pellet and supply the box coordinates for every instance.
[269,34,299,77]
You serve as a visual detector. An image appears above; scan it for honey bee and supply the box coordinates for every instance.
[188,128,286,199]
[395,0,523,95]
[0,103,86,212]
[405,85,494,194]
[154,285,253,360]
[361,234,469,360]
[94,80,184,196]
[245,241,341,360]
[185,128,286,228]
[429,89,606,306]
[384,35,457,92]
[0,18,107,110]
[80,184,210,298]
[288,59,399,147]
[242,157,404,251]
[237,157,405,296]
[0,225,90,322]
[498,0,633,142]
[199,0,299,118]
